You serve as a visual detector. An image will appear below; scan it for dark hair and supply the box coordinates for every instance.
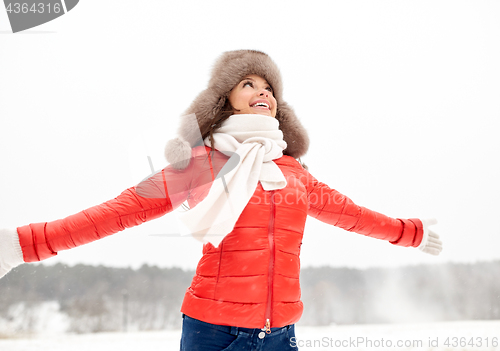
[200,98,235,154]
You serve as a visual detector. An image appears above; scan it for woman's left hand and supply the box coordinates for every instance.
[0,228,24,279]
[417,218,443,255]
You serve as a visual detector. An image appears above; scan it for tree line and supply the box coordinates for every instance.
[0,260,499,334]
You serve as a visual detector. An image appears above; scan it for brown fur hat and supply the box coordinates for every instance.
[165,49,309,169]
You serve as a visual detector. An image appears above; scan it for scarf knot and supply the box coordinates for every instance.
[243,136,282,162]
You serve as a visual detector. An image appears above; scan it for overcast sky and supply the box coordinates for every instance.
[1,1,499,271]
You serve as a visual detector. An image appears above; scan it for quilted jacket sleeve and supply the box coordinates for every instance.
[17,147,214,263]
[303,168,423,248]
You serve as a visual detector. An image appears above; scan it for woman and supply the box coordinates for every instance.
[0,50,442,350]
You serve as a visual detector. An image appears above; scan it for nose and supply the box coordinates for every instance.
[258,89,269,97]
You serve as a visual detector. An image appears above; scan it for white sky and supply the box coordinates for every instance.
[0,0,499,271]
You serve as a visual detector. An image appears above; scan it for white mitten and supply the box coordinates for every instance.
[417,218,443,256]
[0,228,24,279]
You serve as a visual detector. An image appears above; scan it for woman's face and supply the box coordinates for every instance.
[228,74,277,118]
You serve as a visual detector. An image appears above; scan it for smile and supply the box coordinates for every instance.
[250,100,270,110]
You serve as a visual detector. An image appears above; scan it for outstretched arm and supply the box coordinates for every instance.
[0,173,178,278]
[0,146,222,278]
[303,168,442,254]
[17,182,175,263]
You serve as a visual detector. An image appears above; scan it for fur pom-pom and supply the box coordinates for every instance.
[164,138,192,170]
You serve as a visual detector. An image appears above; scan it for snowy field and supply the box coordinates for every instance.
[0,320,499,351]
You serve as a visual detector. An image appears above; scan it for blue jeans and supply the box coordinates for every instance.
[180,314,299,351]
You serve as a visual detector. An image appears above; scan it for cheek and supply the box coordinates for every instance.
[228,93,237,108]
[229,91,249,108]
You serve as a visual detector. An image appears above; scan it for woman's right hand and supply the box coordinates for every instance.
[0,228,24,279]
[417,218,443,256]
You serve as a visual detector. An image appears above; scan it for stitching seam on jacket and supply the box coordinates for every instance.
[61,219,77,249]
[30,224,40,261]
[107,204,126,232]
[43,222,56,254]
[82,209,101,239]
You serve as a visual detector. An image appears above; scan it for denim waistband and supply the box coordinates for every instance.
[182,314,292,336]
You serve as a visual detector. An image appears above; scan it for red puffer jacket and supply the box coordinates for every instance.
[17,146,423,329]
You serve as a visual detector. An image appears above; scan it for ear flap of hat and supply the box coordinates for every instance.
[181,89,225,146]
[276,101,310,159]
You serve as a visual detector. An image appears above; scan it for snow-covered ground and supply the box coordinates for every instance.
[0,320,498,351]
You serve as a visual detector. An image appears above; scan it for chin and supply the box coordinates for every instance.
[255,111,273,117]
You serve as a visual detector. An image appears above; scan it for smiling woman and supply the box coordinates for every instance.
[229,75,277,117]
[0,49,442,351]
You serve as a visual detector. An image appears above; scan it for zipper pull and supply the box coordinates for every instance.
[265,319,271,334]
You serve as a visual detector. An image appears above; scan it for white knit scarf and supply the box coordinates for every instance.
[176,114,287,247]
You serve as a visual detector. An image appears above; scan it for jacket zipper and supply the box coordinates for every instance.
[263,190,276,334]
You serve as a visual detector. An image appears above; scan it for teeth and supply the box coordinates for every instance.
[252,102,269,108]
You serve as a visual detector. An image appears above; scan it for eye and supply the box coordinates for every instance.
[243,81,253,88]
[266,86,273,93]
